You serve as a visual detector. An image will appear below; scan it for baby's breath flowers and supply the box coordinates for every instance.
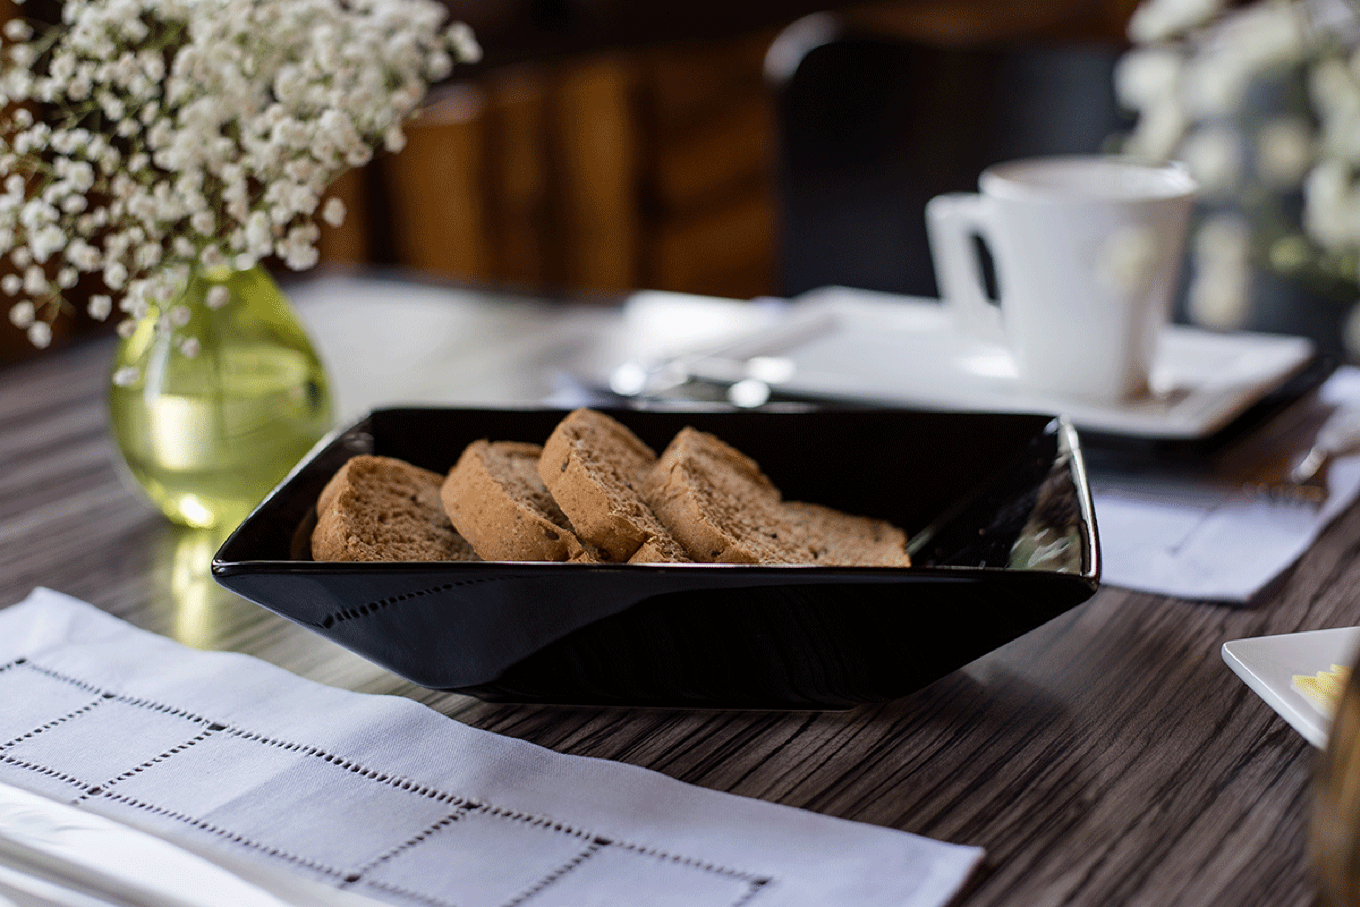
[0,0,479,357]
[1117,0,1360,344]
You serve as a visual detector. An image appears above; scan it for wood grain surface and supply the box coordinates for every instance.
[1,277,1353,907]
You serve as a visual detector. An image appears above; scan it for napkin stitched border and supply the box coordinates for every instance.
[0,653,773,906]
[0,588,984,907]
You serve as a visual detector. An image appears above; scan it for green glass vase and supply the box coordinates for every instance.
[108,264,334,529]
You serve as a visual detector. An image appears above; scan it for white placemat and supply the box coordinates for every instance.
[0,588,983,907]
[1093,368,1360,602]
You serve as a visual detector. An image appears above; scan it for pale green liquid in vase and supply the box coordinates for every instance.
[109,266,334,529]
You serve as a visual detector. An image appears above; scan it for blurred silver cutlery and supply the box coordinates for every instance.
[1254,405,1360,507]
[607,308,835,401]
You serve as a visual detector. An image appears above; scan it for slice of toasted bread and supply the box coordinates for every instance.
[442,439,603,562]
[646,426,785,564]
[538,409,689,563]
[311,455,479,562]
[648,427,910,566]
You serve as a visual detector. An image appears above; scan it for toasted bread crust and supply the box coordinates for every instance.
[311,455,478,562]
[539,409,689,563]
[442,440,601,562]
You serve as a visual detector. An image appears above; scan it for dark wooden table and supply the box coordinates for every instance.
[1,272,1349,906]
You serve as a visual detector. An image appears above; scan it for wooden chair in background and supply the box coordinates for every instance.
[322,29,782,302]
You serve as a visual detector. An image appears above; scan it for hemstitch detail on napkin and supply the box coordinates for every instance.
[0,657,773,907]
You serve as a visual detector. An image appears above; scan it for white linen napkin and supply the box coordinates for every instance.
[1092,367,1360,602]
[0,588,982,907]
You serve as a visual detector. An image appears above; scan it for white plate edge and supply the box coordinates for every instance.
[696,291,1315,439]
[1222,627,1360,748]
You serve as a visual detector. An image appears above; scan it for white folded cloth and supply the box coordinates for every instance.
[0,588,982,907]
[1093,367,1360,602]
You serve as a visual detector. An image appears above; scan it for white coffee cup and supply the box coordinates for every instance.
[925,155,1197,402]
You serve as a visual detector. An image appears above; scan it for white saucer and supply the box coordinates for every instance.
[684,287,1316,440]
[1222,627,1360,747]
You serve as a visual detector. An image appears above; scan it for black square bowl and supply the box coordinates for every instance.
[212,406,1100,710]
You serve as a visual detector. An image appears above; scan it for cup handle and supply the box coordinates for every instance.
[925,192,1006,345]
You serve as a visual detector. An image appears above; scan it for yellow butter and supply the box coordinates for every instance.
[1293,664,1352,716]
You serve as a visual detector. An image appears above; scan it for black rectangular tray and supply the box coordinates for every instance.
[213,406,1100,709]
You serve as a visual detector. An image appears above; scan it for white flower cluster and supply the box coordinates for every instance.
[1117,0,1360,335]
[0,0,479,352]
